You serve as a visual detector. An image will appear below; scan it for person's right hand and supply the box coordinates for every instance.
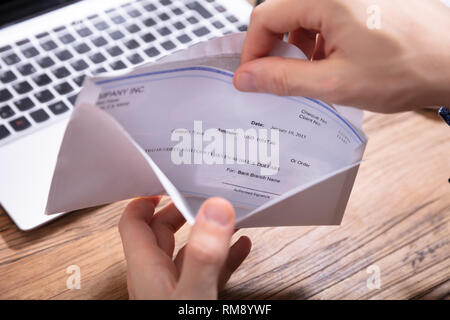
[234,0,450,113]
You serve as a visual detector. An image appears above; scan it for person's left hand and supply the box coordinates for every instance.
[118,196,252,300]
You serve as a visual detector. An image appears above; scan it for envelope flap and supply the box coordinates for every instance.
[45,103,163,214]
[236,163,361,228]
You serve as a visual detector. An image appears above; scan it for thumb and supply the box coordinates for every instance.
[234,56,341,100]
[175,197,235,299]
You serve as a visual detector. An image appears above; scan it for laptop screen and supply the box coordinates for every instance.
[0,0,80,28]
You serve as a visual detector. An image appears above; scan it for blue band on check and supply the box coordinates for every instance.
[95,66,365,144]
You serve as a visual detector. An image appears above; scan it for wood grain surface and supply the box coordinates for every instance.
[0,0,449,300]
[1,108,448,300]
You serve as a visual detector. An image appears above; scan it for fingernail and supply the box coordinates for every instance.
[235,72,257,92]
[202,201,233,227]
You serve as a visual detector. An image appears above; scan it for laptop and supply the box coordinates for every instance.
[0,0,252,230]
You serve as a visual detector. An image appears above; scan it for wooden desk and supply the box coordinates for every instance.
[1,108,448,300]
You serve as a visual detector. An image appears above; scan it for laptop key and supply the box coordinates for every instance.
[94,21,110,31]
[74,43,91,54]
[145,47,160,57]
[161,40,175,51]
[187,2,212,18]
[124,39,140,50]
[53,26,66,33]
[53,66,70,79]
[172,7,183,15]
[127,53,143,65]
[126,24,141,33]
[13,81,33,95]
[77,27,93,37]
[160,0,172,5]
[73,75,86,87]
[33,74,52,86]
[14,97,35,111]
[158,13,170,21]
[111,15,125,24]
[10,116,31,132]
[110,30,125,40]
[144,3,157,11]
[54,82,73,95]
[30,109,50,123]
[187,16,199,24]
[0,45,12,53]
[35,89,55,103]
[215,5,226,13]
[226,15,238,23]
[41,40,57,51]
[92,36,107,47]
[173,21,185,30]
[71,59,89,71]
[0,70,17,84]
[49,101,69,115]
[177,34,192,44]
[36,32,49,39]
[212,21,224,29]
[17,63,36,76]
[193,26,210,37]
[141,32,156,43]
[37,56,55,68]
[90,52,106,64]
[68,94,78,105]
[16,39,30,46]
[59,33,76,44]
[22,46,39,58]
[55,49,73,61]
[238,25,248,32]
[0,89,13,102]
[0,105,15,119]
[0,125,11,140]
[2,53,20,65]
[127,9,141,18]
[93,67,107,75]
[107,46,123,57]
[158,27,171,36]
[143,18,156,27]
[110,60,127,70]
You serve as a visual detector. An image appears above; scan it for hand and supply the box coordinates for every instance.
[118,197,251,299]
[234,0,450,113]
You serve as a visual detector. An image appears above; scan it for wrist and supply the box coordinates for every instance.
[406,53,450,108]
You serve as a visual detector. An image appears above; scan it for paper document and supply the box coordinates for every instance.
[46,33,367,227]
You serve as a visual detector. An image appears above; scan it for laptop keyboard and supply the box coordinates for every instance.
[0,0,248,144]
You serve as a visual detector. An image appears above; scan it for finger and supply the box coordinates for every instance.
[242,0,330,63]
[119,197,159,253]
[126,271,135,300]
[288,28,318,60]
[313,34,326,60]
[175,198,235,299]
[150,202,186,257]
[174,245,186,273]
[173,229,243,274]
[134,196,161,215]
[119,197,177,299]
[234,56,346,99]
[218,236,252,290]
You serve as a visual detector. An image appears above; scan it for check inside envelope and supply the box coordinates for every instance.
[46,33,367,228]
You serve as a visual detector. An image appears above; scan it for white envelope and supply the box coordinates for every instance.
[46,33,367,228]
